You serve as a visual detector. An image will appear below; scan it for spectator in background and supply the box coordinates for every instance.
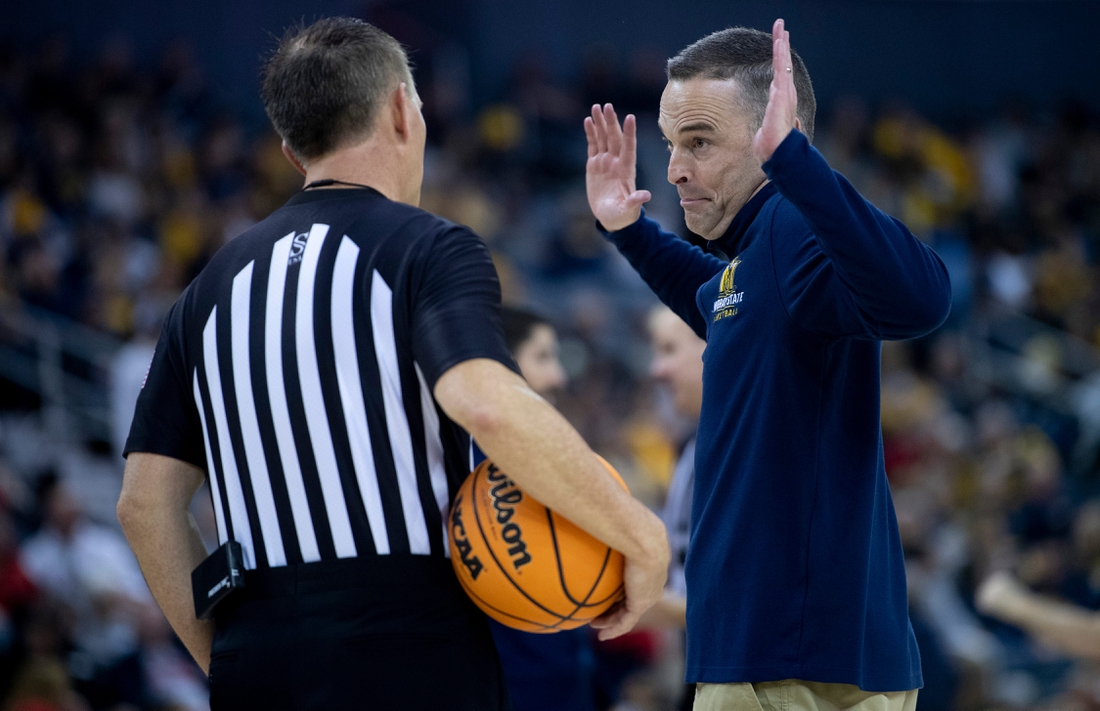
[485,306,596,711]
[978,571,1100,662]
[637,305,705,711]
[18,473,159,707]
[501,307,568,402]
[0,498,37,699]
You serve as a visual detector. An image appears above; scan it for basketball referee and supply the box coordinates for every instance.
[116,18,668,710]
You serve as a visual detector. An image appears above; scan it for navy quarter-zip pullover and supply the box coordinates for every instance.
[600,129,950,691]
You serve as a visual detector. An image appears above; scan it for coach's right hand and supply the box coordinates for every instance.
[585,103,651,232]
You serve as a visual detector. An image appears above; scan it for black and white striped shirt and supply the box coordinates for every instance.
[126,187,514,570]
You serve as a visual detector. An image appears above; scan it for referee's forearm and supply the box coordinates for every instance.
[481,408,665,562]
[436,360,668,566]
[119,453,215,674]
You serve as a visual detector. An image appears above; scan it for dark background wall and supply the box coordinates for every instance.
[4,0,1099,127]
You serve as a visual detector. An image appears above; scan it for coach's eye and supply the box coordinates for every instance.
[692,138,708,150]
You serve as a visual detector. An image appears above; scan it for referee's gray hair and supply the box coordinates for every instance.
[667,27,816,142]
[262,17,415,161]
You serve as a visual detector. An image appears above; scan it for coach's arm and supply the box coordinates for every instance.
[118,453,213,673]
[435,358,669,640]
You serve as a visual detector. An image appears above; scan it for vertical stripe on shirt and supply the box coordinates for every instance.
[265,232,321,563]
[193,370,228,544]
[295,223,357,559]
[202,307,257,569]
[415,363,450,557]
[371,270,431,555]
[331,236,390,555]
[231,261,287,567]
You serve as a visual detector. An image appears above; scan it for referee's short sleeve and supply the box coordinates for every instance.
[411,226,517,389]
[123,299,206,470]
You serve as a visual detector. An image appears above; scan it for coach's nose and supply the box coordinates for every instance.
[668,149,691,186]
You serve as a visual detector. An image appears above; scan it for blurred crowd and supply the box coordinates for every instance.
[0,27,1098,711]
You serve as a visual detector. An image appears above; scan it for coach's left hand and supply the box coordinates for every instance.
[752,19,802,165]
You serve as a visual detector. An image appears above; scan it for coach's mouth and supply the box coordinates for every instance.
[679,197,711,208]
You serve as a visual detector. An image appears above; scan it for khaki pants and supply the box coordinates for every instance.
[694,680,918,711]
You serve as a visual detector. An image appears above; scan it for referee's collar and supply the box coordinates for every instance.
[284,185,385,206]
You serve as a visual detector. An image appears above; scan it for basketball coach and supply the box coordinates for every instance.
[584,20,950,711]
[116,18,668,710]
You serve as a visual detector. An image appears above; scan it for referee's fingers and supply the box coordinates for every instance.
[591,602,640,640]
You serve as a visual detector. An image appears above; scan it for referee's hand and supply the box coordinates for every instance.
[589,519,669,641]
[584,103,651,233]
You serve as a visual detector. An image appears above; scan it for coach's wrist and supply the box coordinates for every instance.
[595,208,646,237]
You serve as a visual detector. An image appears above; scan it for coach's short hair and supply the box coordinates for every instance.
[667,27,816,142]
[262,17,413,161]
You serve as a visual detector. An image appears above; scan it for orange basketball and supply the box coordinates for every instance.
[448,456,626,633]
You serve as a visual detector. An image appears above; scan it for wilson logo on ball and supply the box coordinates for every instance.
[486,464,532,570]
[449,457,627,633]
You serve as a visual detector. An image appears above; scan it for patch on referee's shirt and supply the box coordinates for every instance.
[288,232,309,265]
[713,256,744,322]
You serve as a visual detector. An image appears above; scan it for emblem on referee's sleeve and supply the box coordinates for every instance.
[713,256,744,322]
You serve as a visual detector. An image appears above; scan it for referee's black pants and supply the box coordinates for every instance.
[209,556,511,710]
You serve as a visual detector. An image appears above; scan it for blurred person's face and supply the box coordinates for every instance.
[515,325,567,400]
[648,308,706,419]
[1073,502,1100,561]
[46,485,81,537]
[659,78,766,241]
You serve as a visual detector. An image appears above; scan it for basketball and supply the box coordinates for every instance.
[448,457,627,633]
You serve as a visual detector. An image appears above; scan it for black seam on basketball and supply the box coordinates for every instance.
[558,582,626,628]
[469,468,573,622]
[455,568,562,632]
[583,581,625,608]
[574,570,623,608]
[545,512,620,631]
[547,508,614,610]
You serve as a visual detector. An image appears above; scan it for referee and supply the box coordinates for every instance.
[116,18,668,711]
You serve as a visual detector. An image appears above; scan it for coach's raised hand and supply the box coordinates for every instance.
[752,19,801,164]
[585,104,651,232]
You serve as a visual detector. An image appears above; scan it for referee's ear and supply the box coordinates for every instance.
[281,142,307,177]
[390,82,416,144]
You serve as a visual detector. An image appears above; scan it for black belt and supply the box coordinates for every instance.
[238,555,458,599]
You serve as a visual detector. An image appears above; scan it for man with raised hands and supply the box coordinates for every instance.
[584,19,950,711]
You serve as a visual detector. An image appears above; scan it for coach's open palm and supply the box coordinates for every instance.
[752,19,801,165]
[584,104,651,232]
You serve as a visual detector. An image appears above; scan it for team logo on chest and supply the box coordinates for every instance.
[712,256,744,322]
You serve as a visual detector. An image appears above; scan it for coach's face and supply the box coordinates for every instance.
[659,78,766,241]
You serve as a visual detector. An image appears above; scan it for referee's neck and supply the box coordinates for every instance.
[293,139,420,207]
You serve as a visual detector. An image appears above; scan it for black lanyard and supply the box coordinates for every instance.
[301,178,375,191]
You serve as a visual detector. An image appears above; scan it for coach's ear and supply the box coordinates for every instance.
[281,141,307,176]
